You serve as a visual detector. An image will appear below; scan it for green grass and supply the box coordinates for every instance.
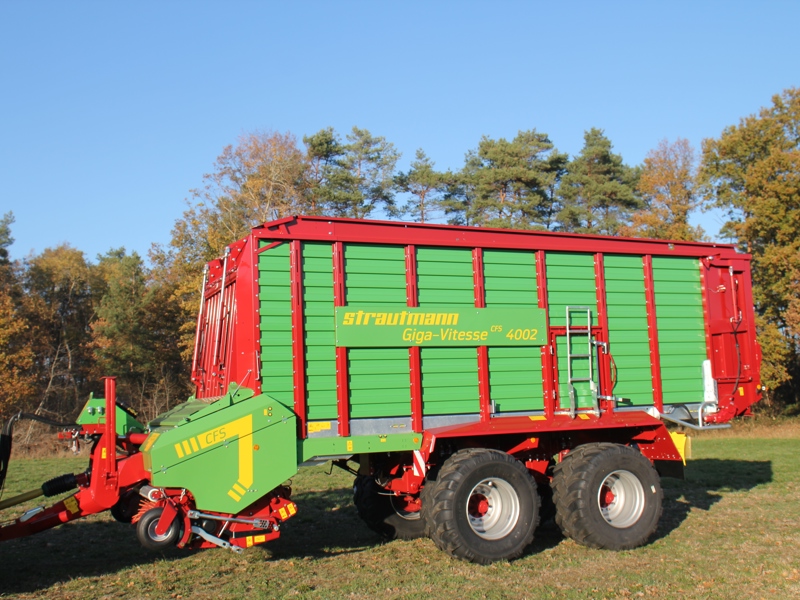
[1,426,799,599]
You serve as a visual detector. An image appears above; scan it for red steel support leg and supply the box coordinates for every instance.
[103,377,118,485]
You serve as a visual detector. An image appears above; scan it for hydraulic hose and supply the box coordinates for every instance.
[0,412,78,492]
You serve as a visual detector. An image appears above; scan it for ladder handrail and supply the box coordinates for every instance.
[564,306,599,418]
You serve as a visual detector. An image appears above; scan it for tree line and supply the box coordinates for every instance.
[1,87,797,422]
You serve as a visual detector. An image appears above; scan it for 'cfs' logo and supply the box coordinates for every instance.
[173,423,236,459]
[204,426,227,445]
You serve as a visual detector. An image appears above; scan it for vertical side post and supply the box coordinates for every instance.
[643,255,664,413]
[405,245,423,432]
[332,242,350,437]
[290,240,308,439]
[594,253,614,411]
[536,250,555,419]
[698,260,713,363]
[472,248,492,422]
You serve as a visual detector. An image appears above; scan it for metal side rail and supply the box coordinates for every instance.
[659,412,731,431]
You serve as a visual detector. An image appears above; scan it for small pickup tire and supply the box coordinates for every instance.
[136,507,181,551]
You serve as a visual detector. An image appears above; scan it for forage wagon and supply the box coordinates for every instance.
[0,216,761,564]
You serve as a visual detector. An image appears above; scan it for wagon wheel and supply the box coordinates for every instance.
[425,448,539,564]
[552,442,662,550]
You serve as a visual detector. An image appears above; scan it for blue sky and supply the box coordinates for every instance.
[1,1,797,262]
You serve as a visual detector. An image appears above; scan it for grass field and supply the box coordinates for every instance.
[0,423,798,599]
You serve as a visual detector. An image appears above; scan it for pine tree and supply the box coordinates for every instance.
[558,128,641,235]
[394,149,444,223]
[304,126,400,218]
[448,130,567,229]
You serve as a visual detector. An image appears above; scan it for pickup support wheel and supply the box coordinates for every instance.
[552,443,662,550]
[136,507,181,551]
[353,475,425,540]
[424,448,539,565]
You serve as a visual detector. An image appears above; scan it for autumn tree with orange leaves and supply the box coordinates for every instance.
[699,88,800,406]
[621,138,704,241]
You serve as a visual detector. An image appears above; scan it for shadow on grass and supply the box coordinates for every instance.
[654,458,773,542]
[0,517,194,595]
[256,487,393,560]
[0,487,376,595]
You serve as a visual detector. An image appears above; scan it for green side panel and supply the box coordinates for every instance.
[302,242,337,420]
[344,244,410,418]
[259,243,295,407]
[348,348,411,418]
[483,250,544,412]
[546,252,598,410]
[147,392,298,514]
[300,433,422,462]
[546,252,598,326]
[652,257,707,404]
[604,255,654,406]
[417,247,479,415]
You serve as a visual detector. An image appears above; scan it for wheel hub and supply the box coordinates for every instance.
[597,469,646,528]
[465,478,520,540]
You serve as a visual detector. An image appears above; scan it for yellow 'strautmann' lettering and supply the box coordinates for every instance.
[342,311,459,326]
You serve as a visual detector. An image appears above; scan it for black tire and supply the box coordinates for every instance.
[537,482,556,524]
[552,443,662,550]
[419,465,442,538]
[136,507,181,551]
[353,475,426,540]
[110,488,142,524]
[426,449,539,564]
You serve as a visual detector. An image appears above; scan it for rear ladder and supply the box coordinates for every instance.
[564,306,599,418]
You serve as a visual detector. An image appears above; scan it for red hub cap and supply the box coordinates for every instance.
[600,485,616,507]
[468,493,490,517]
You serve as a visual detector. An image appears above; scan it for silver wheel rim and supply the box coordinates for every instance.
[147,518,173,542]
[466,478,520,540]
[597,470,646,528]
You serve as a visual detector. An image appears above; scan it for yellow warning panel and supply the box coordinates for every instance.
[669,432,692,465]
